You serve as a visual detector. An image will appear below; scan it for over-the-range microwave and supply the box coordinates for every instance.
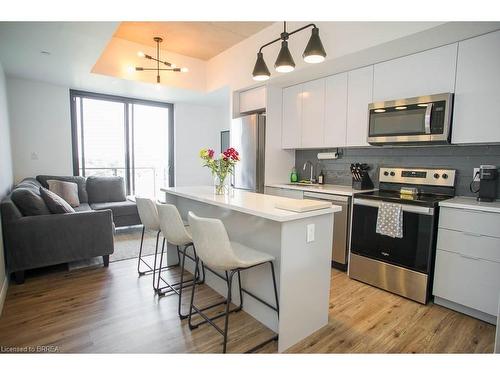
[367,93,453,145]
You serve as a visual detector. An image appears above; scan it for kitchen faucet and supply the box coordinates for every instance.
[303,160,315,183]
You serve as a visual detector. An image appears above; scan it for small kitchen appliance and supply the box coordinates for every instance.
[478,165,498,202]
[349,166,456,304]
[368,93,453,145]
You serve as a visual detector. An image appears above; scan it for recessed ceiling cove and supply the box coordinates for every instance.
[114,21,274,61]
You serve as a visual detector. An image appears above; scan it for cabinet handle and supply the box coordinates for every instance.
[459,253,482,261]
[462,232,483,237]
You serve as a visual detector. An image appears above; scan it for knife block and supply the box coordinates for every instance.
[352,172,374,190]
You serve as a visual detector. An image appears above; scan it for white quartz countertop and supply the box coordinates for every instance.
[439,196,500,214]
[161,186,340,222]
[266,183,377,196]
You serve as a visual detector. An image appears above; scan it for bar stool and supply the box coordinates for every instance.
[187,211,279,353]
[135,197,164,291]
[156,203,205,318]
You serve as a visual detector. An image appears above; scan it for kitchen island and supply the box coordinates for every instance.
[161,186,340,352]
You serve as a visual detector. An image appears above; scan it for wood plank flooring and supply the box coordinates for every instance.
[0,256,495,353]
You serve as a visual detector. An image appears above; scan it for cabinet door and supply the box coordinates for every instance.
[239,86,266,114]
[265,186,303,199]
[282,84,302,149]
[452,30,500,144]
[301,78,326,148]
[372,43,458,102]
[324,73,348,147]
[346,66,373,147]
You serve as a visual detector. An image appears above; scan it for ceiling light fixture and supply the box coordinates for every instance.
[135,37,188,84]
[252,22,327,81]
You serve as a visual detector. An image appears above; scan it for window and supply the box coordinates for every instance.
[70,90,174,197]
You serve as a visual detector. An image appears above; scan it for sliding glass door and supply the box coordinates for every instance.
[71,90,174,197]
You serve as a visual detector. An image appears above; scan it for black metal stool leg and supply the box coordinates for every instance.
[188,257,200,329]
[178,244,189,319]
[270,261,280,315]
[222,270,236,354]
[137,226,146,275]
[237,270,243,309]
[152,234,162,292]
[156,237,166,292]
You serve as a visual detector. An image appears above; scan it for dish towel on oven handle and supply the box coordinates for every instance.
[376,202,403,238]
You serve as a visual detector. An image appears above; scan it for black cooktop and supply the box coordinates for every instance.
[355,190,453,207]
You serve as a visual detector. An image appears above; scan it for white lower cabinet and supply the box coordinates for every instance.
[433,207,500,323]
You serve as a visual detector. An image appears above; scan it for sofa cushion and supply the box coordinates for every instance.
[47,180,80,207]
[86,176,126,203]
[11,188,51,216]
[40,187,75,214]
[37,175,88,203]
[90,200,138,217]
[73,203,92,212]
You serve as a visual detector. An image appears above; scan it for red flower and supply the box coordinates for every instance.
[208,149,214,158]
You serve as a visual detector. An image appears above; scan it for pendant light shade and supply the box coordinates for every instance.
[274,40,295,73]
[252,52,271,81]
[303,27,326,64]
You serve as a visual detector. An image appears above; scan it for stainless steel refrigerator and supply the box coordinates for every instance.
[230,113,266,193]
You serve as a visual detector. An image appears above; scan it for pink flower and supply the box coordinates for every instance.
[207,149,214,158]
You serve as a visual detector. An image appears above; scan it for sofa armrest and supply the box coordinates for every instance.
[4,210,114,272]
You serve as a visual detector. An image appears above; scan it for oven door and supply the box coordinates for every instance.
[367,93,452,145]
[351,198,437,274]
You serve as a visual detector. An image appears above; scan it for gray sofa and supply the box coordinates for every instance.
[0,175,142,283]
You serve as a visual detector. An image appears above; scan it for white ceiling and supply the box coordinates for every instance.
[0,22,229,105]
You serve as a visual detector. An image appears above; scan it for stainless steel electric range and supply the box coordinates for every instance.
[349,167,456,304]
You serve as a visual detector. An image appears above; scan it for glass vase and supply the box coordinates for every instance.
[214,174,229,195]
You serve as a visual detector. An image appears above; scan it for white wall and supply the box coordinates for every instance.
[174,103,228,186]
[207,22,443,92]
[7,77,73,182]
[6,76,228,187]
[0,63,14,315]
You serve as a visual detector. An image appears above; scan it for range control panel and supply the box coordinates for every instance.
[379,167,456,187]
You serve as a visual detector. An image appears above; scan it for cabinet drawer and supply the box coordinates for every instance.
[433,249,500,316]
[437,228,500,263]
[439,207,500,238]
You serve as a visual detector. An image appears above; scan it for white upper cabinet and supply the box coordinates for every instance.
[452,30,500,144]
[372,43,458,102]
[239,86,267,114]
[282,84,302,149]
[346,66,373,147]
[324,73,348,147]
[301,78,326,148]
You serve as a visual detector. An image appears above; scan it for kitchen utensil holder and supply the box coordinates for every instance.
[352,172,374,190]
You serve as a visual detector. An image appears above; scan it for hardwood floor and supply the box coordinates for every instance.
[0,257,495,353]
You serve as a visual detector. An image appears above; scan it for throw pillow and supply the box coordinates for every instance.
[11,188,51,216]
[39,187,75,214]
[47,180,80,207]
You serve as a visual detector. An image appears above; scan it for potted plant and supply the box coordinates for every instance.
[200,147,240,195]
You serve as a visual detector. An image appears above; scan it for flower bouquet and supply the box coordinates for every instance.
[200,147,240,195]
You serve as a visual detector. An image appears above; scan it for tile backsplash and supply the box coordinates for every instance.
[295,145,500,198]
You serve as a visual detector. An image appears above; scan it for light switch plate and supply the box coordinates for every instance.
[307,224,315,243]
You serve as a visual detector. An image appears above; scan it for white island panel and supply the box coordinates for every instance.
[161,187,337,352]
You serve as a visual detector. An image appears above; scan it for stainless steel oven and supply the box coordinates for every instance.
[367,93,453,145]
[349,167,456,304]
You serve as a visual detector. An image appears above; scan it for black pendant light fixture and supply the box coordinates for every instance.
[252,22,327,81]
[136,37,188,84]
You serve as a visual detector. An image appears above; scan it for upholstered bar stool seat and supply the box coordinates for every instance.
[187,212,279,353]
[156,203,205,318]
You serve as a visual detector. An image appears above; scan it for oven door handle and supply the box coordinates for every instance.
[353,198,435,215]
[424,102,433,134]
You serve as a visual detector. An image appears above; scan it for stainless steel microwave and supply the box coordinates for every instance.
[367,93,453,145]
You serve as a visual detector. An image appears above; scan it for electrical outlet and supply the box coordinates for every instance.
[306,224,315,243]
[473,168,480,182]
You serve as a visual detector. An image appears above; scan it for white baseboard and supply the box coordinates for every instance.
[0,276,8,317]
